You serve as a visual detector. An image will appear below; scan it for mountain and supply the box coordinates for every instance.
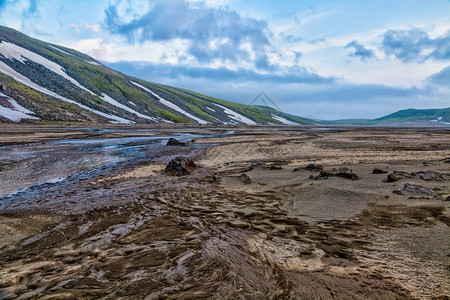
[322,107,450,126]
[0,25,313,125]
[371,107,450,125]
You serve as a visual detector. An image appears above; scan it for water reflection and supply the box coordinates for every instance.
[0,132,203,198]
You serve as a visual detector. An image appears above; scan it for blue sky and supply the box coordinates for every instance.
[0,0,449,119]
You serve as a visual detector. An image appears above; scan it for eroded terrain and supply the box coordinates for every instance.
[0,126,449,299]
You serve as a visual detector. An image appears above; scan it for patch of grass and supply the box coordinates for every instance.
[153,107,187,123]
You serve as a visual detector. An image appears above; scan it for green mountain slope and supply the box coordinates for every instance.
[322,107,450,126]
[372,107,450,124]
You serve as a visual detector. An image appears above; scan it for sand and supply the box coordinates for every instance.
[0,126,449,299]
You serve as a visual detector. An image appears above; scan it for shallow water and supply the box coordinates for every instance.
[0,131,207,198]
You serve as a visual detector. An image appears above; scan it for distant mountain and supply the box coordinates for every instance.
[372,107,450,124]
[323,107,450,126]
[0,25,313,125]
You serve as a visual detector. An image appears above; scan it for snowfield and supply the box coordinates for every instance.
[271,115,299,125]
[0,92,40,122]
[131,81,209,124]
[213,104,256,125]
[48,45,73,57]
[101,93,158,121]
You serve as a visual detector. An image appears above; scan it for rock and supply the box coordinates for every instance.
[164,156,196,176]
[402,183,435,196]
[445,196,450,201]
[372,168,388,174]
[318,167,358,180]
[244,162,282,172]
[305,164,323,171]
[408,196,433,200]
[166,138,186,146]
[335,167,359,180]
[319,170,332,178]
[392,190,403,195]
[386,171,411,182]
[239,173,252,184]
[243,162,265,172]
[269,165,282,170]
[444,157,450,163]
[416,171,449,181]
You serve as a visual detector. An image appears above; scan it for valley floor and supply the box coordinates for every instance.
[0,126,449,299]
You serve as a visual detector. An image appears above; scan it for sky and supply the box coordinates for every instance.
[0,0,449,120]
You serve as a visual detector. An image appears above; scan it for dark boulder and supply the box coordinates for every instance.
[319,170,332,178]
[444,157,450,163]
[402,184,435,196]
[165,156,196,176]
[372,168,388,174]
[319,167,358,180]
[335,167,359,180]
[239,173,252,184]
[295,164,323,172]
[269,165,282,170]
[306,164,323,171]
[166,138,186,146]
[386,171,411,182]
[416,171,449,181]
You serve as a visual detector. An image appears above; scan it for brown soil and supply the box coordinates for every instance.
[0,127,449,299]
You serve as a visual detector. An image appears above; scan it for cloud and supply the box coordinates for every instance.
[70,23,81,34]
[23,0,37,18]
[104,0,273,70]
[428,66,450,86]
[381,28,450,62]
[0,0,40,19]
[105,60,334,84]
[70,22,101,35]
[345,40,375,61]
[85,24,100,35]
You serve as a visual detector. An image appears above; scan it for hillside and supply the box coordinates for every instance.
[323,107,450,126]
[0,25,313,125]
[372,107,450,124]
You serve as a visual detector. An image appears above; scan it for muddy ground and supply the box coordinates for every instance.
[0,126,449,299]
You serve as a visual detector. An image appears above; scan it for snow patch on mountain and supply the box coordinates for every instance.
[48,45,73,57]
[0,41,95,95]
[0,105,38,122]
[0,92,39,122]
[213,104,256,125]
[271,115,299,125]
[101,93,158,121]
[87,60,101,66]
[130,81,209,124]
